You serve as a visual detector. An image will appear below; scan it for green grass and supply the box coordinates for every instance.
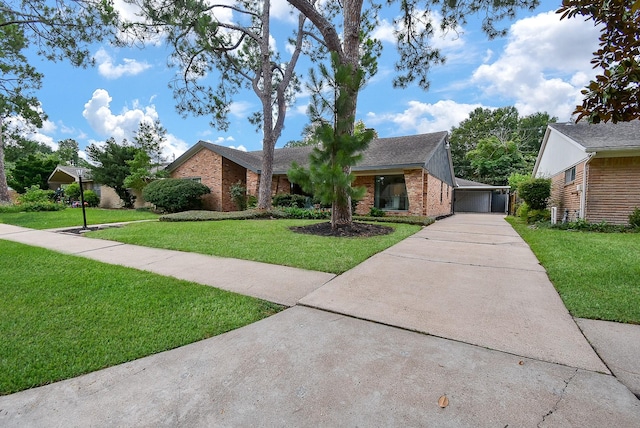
[0,240,282,395]
[0,208,159,229]
[507,217,640,324]
[87,219,422,274]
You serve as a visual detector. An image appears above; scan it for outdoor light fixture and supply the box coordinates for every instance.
[76,169,88,230]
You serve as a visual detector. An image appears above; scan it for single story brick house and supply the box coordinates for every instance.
[533,121,640,224]
[167,132,456,217]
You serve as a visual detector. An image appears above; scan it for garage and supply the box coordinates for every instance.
[454,178,510,213]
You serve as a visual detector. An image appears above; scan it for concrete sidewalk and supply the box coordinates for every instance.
[0,223,334,306]
[1,215,639,426]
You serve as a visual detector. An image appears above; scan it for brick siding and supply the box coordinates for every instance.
[354,176,375,215]
[221,157,246,211]
[586,156,640,225]
[424,172,453,217]
[549,162,585,223]
[171,148,222,210]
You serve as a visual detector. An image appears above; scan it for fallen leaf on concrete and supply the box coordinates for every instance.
[518,360,524,366]
[438,395,449,408]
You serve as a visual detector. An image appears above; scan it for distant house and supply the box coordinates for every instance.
[533,121,640,224]
[167,132,456,217]
[454,178,510,214]
[47,165,146,209]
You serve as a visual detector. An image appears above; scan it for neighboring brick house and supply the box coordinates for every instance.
[167,132,455,217]
[533,121,640,225]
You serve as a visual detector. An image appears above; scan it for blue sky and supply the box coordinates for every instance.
[20,0,601,161]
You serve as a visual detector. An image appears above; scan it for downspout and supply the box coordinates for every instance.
[580,153,596,220]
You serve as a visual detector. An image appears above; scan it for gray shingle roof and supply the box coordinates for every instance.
[168,132,453,185]
[549,121,640,151]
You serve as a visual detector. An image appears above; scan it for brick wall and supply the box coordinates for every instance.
[404,169,424,216]
[586,156,640,224]
[171,148,222,210]
[424,172,453,217]
[246,170,260,197]
[271,175,292,195]
[354,175,375,215]
[222,158,247,211]
[549,162,584,223]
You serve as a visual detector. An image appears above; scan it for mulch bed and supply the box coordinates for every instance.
[290,221,393,237]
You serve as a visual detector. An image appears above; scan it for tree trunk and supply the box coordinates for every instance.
[330,0,363,228]
[0,117,11,204]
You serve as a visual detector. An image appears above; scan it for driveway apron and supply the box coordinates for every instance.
[301,214,608,373]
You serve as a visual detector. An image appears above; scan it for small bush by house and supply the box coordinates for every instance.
[143,179,211,213]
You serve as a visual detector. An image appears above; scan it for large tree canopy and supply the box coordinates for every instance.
[285,0,539,226]
[122,0,306,210]
[558,0,640,123]
[86,138,138,208]
[449,106,556,181]
[0,0,119,203]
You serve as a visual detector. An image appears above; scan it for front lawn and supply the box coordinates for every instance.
[0,208,159,229]
[87,219,422,274]
[0,240,282,395]
[507,218,640,324]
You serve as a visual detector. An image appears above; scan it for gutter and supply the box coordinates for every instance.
[580,152,596,219]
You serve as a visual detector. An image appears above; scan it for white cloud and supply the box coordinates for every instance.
[374,11,465,51]
[82,89,186,160]
[367,100,484,134]
[272,0,297,23]
[471,11,600,120]
[228,100,254,118]
[228,144,247,152]
[94,48,151,79]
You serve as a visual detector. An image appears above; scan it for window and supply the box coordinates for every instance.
[375,175,408,211]
[564,167,576,184]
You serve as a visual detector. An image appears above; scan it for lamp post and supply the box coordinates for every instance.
[77,169,88,230]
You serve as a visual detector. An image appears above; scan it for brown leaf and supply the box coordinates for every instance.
[438,395,449,408]
[518,360,524,366]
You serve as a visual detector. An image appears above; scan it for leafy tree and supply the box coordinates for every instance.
[7,154,59,192]
[450,107,555,179]
[124,121,170,192]
[558,0,640,123]
[0,0,119,203]
[86,138,138,208]
[285,0,539,226]
[122,0,306,210]
[465,137,526,186]
[133,120,166,167]
[56,139,80,166]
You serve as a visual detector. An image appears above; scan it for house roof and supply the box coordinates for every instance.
[167,131,455,185]
[48,165,92,183]
[455,177,510,190]
[548,121,640,152]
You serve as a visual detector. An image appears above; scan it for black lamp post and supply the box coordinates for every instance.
[77,169,88,230]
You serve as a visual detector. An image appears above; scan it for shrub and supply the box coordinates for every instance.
[18,185,55,204]
[143,179,211,213]
[629,208,640,228]
[518,178,551,210]
[247,195,258,209]
[280,206,330,219]
[64,182,81,200]
[369,207,385,217]
[230,181,247,211]
[83,190,100,207]
[516,202,530,220]
[526,209,551,224]
[272,193,307,208]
